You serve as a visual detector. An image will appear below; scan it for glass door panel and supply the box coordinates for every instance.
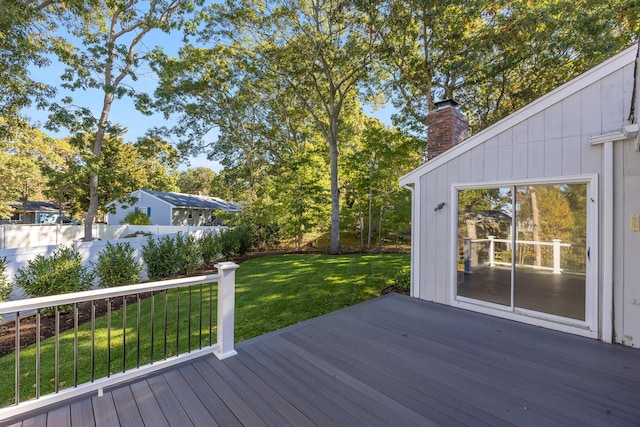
[456,188,513,306]
[513,184,586,320]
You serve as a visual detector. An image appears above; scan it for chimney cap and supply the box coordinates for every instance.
[434,99,459,110]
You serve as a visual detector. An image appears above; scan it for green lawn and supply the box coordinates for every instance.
[0,253,409,407]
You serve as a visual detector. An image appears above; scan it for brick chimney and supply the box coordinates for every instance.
[426,99,469,160]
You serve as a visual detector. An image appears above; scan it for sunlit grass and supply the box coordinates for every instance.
[0,253,409,407]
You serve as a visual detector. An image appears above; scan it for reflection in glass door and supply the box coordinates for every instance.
[456,183,587,321]
[457,188,513,307]
[514,184,586,320]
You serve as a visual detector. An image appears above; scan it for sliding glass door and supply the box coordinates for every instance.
[456,183,587,321]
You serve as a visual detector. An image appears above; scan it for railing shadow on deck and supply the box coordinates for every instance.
[0,262,239,420]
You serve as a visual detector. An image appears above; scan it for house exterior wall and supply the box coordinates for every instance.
[172,208,213,226]
[107,190,173,225]
[405,48,640,346]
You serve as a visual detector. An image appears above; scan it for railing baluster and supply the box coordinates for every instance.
[175,288,180,356]
[74,303,78,387]
[209,282,213,347]
[107,299,111,377]
[150,291,155,364]
[188,286,192,352]
[36,312,40,399]
[163,290,168,359]
[136,294,140,369]
[122,296,127,373]
[199,283,203,349]
[91,301,95,382]
[55,307,59,393]
[14,311,19,405]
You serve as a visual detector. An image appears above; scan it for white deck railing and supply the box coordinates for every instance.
[463,236,575,274]
[0,262,238,419]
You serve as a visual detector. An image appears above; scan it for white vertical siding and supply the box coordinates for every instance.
[621,140,640,347]
[408,56,639,345]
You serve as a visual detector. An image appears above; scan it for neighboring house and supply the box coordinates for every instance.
[400,43,640,347]
[106,190,241,226]
[6,201,62,224]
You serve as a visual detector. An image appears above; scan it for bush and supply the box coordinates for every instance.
[14,246,94,312]
[94,242,141,288]
[200,231,222,264]
[0,257,10,301]
[142,236,180,280]
[393,266,411,291]
[175,233,203,275]
[121,211,152,225]
[219,225,253,258]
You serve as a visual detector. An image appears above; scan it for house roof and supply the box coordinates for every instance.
[9,201,60,212]
[141,190,241,212]
[400,43,639,185]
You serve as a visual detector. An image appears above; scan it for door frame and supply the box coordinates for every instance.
[449,174,599,338]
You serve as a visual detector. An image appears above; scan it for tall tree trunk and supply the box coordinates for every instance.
[84,92,112,241]
[367,176,373,250]
[530,186,542,267]
[329,116,340,255]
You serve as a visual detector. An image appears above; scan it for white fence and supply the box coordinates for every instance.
[0,224,223,250]
[0,225,225,301]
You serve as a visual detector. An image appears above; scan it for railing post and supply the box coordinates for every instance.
[552,239,562,274]
[463,237,472,274]
[214,262,239,360]
[487,236,495,267]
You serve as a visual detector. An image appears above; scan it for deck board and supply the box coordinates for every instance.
[4,294,640,426]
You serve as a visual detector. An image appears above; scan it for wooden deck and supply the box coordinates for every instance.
[3,293,640,426]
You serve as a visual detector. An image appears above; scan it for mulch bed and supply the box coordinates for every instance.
[0,250,409,358]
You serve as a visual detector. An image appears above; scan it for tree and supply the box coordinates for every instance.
[177,167,217,195]
[0,0,94,134]
[46,0,200,241]
[134,132,180,192]
[167,0,385,254]
[0,122,74,219]
[46,133,146,220]
[343,117,422,250]
[379,0,640,136]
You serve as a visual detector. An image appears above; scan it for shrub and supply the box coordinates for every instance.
[175,233,203,275]
[200,231,222,264]
[393,266,411,291]
[235,224,253,256]
[121,210,152,225]
[94,242,141,288]
[141,236,180,280]
[14,247,94,312]
[0,257,10,301]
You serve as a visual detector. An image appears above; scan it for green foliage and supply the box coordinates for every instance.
[14,246,94,309]
[175,233,203,275]
[0,257,10,301]
[199,231,222,264]
[219,225,253,258]
[393,266,411,291]
[141,236,180,280]
[142,234,208,279]
[122,210,152,225]
[94,242,141,288]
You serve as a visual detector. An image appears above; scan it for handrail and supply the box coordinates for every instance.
[0,261,239,420]
[0,274,219,316]
[462,236,584,274]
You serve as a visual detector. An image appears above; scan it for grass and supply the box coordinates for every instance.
[0,253,409,407]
